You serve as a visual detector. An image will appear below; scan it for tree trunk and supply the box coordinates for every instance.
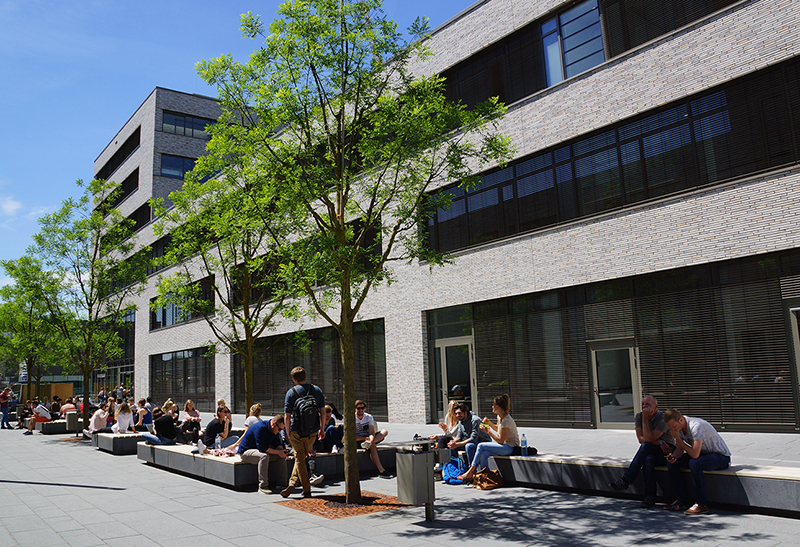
[244,348,254,411]
[340,315,362,505]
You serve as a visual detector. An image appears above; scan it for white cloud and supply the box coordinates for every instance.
[26,205,56,220]
[0,195,22,216]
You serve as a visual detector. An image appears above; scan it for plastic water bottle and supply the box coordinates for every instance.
[215,434,221,450]
[521,434,528,457]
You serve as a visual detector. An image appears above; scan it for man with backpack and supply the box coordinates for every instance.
[281,366,326,499]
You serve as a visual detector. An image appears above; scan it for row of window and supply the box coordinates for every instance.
[96,127,141,181]
[442,0,738,108]
[162,111,214,140]
[98,168,139,215]
[428,53,800,252]
[150,347,215,412]
[150,276,215,331]
[161,154,196,179]
[430,246,800,429]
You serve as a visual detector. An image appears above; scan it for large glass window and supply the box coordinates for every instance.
[162,111,214,140]
[429,54,800,253]
[150,276,214,331]
[150,347,215,411]
[232,319,388,419]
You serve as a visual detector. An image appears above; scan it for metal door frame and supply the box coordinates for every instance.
[588,338,641,429]
[434,336,477,417]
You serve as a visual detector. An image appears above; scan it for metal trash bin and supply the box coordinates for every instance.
[396,449,435,521]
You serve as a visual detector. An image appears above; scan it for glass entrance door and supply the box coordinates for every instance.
[434,336,476,420]
[590,342,640,428]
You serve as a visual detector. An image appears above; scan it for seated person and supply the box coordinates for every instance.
[664,408,731,515]
[49,396,62,420]
[83,402,109,436]
[320,404,344,453]
[199,406,238,451]
[59,397,77,418]
[355,400,391,478]
[609,395,675,508]
[134,398,153,432]
[141,408,192,445]
[236,414,290,494]
[431,400,460,448]
[112,402,137,434]
[16,400,33,429]
[447,402,491,462]
[457,394,519,482]
[25,400,52,435]
[243,403,264,430]
[181,399,202,438]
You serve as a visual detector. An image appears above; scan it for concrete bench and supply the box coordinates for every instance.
[137,442,399,490]
[490,454,800,516]
[92,432,144,455]
[33,414,83,434]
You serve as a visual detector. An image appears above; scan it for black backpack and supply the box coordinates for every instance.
[292,385,320,437]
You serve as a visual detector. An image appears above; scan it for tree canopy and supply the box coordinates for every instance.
[194,0,512,503]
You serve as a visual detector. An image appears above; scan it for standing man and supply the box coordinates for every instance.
[664,408,731,514]
[447,402,491,464]
[238,414,290,494]
[355,400,392,478]
[609,395,675,508]
[281,366,326,499]
[0,387,11,429]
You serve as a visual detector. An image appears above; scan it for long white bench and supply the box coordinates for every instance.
[491,454,800,516]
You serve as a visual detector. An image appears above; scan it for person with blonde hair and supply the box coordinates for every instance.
[457,394,520,482]
[113,402,136,434]
[243,403,263,429]
[181,399,202,438]
[430,400,460,448]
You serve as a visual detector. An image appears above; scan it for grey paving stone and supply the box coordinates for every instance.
[57,529,107,547]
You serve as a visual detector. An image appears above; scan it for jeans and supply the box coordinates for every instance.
[0,407,9,428]
[141,433,176,445]
[667,452,731,506]
[321,424,343,452]
[624,442,667,497]
[470,442,514,470]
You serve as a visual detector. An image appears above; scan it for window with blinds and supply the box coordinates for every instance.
[431,247,800,430]
[150,347,215,412]
[232,319,388,419]
[429,53,800,253]
[600,0,740,59]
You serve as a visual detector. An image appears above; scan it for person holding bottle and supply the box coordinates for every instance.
[457,394,520,482]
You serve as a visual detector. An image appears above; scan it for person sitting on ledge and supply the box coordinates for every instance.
[112,402,137,434]
[355,400,392,478]
[83,402,109,436]
[663,408,731,515]
[237,414,290,494]
[608,395,676,508]
[59,397,77,418]
[24,400,52,435]
[198,406,238,452]
[457,394,519,482]
[135,398,153,432]
[181,399,202,439]
[447,402,491,462]
[142,407,192,445]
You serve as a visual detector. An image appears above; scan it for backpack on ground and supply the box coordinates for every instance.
[292,385,320,437]
[442,456,467,485]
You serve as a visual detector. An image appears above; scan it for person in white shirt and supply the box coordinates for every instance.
[355,400,391,478]
[83,402,110,437]
[24,401,52,435]
[112,402,137,434]
[664,408,731,515]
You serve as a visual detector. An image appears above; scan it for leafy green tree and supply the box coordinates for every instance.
[0,257,69,400]
[27,179,149,426]
[197,0,511,503]
[153,171,294,412]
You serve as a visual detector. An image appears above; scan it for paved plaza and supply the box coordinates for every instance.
[2,420,800,546]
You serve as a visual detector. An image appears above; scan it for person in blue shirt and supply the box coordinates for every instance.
[237,414,290,494]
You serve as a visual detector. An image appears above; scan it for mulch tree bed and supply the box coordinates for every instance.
[276,491,408,519]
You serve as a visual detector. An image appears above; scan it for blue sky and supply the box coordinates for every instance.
[0,0,475,281]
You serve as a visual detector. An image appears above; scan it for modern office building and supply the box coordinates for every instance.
[98,0,800,432]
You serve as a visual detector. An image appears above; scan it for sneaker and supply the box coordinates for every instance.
[433,464,443,472]
[331,445,339,453]
[640,495,656,509]
[302,491,312,499]
[196,439,206,454]
[23,430,32,435]
[684,504,709,515]
[609,476,630,491]
[361,440,371,450]
[82,429,92,438]
[280,484,296,498]
[378,470,394,479]
[666,500,688,512]
[258,486,273,495]
[309,474,325,487]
